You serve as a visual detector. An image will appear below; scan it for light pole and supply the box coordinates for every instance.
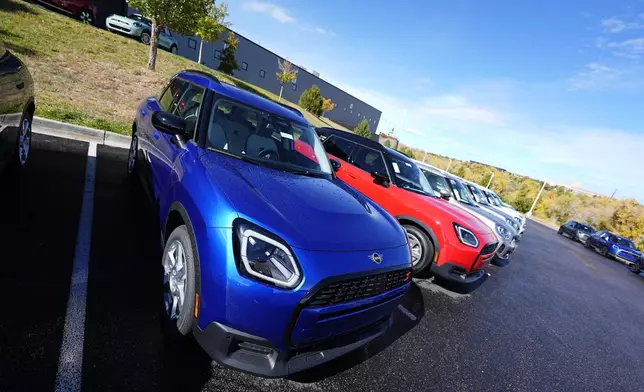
[445,158,453,172]
[526,180,547,217]
[486,172,495,188]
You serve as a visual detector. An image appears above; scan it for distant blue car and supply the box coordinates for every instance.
[127,70,412,377]
[586,230,642,265]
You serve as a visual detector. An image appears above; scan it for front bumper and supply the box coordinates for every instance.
[495,238,517,261]
[193,307,392,377]
[106,21,143,37]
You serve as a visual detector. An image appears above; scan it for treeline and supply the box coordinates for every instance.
[403,146,644,251]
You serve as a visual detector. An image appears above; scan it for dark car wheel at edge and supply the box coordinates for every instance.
[631,261,641,274]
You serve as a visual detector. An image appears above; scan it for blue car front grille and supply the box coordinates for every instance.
[306,269,410,308]
[616,250,639,262]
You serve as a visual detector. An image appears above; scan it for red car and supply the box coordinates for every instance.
[36,0,98,25]
[318,128,498,284]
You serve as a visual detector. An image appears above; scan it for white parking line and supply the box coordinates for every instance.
[54,142,97,392]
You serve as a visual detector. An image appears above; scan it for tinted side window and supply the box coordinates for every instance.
[159,79,188,112]
[350,145,388,177]
[324,136,356,161]
[171,83,204,139]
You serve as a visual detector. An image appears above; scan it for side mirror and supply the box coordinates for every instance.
[152,111,187,136]
[371,172,390,188]
[330,158,341,172]
[439,189,451,200]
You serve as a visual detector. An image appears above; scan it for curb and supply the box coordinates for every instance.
[33,117,131,149]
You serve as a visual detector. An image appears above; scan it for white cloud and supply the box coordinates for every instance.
[421,95,504,125]
[569,63,622,90]
[404,128,425,136]
[241,1,295,23]
[601,17,644,33]
[608,37,644,59]
[301,26,335,36]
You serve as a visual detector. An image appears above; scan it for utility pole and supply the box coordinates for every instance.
[422,152,427,163]
[445,158,453,172]
[527,181,547,217]
[611,188,617,199]
[486,172,495,188]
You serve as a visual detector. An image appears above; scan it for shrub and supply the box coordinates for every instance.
[354,119,371,138]
[298,85,323,116]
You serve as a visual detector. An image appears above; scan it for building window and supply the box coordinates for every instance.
[358,112,361,117]
[241,62,248,71]
[188,38,197,50]
[214,49,221,59]
[259,69,265,78]
[292,84,297,91]
[343,108,346,111]
[349,103,354,109]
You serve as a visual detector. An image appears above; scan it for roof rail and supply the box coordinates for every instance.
[275,102,304,118]
[183,69,221,83]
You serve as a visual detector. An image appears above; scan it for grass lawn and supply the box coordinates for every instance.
[0,0,350,135]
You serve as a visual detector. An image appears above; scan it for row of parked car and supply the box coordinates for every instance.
[118,69,535,377]
[32,1,180,53]
[557,220,643,273]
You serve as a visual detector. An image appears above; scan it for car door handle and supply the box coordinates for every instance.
[153,131,159,140]
[15,81,24,90]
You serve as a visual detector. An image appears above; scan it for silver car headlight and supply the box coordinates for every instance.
[506,218,519,231]
[235,221,301,289]
[453,223,480,248]
[133,22,143,27]
[495,224,511,241]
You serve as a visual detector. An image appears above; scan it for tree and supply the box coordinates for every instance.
[195,2,229,65]
[321,97,336,116]
[384,140,392,148]
[276,59,297,101]
[299,85,323,116]
[354,119,371,138]
[129,0,210,70]
[217,32,239,75]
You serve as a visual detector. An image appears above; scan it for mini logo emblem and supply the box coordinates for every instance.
[369,253,383,264]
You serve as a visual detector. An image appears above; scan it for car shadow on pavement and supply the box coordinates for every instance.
[288,282,425,383]
[431,273,490,294]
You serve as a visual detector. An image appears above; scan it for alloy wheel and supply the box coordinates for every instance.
[127,135,137,174]
[171,46,177,54]
[631,262,641,273]
[163,240,187,321]
[18,117,31,166]
[141,33,151,45]
[407,232,423,266]
[80,11,93,25]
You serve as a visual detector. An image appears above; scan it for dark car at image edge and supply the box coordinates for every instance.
[0,41,35,174]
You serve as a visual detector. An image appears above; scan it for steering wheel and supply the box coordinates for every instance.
[258,149,280,161]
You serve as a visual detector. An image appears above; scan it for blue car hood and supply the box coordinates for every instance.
[200,153,406,252]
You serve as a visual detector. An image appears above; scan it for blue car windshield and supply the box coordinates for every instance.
[207,99,332,176]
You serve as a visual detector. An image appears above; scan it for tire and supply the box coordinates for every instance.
[126,133,138,176]
[404,224,434,275]
[170,45,178,54]
[12,112,32,169]
[160,225,197,339]
[140,31,151,45]
[558,228,563,235]
[600,246,609,258]
[631,261,641,274]
[78,8,94,25]
[584,239,592,249]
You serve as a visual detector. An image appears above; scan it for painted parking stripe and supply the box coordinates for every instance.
[54,143,97,392]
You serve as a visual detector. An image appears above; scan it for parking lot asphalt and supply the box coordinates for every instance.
[2,132,644,392]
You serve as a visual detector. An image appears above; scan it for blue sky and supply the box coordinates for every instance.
[227,0,644,201]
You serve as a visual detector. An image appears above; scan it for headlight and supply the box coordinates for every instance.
[133,22,143,27]
[506,218,519,230]
[514,216,521,223]
[495,224,511,241]
[453,223,480,248]
[235,221,301,289]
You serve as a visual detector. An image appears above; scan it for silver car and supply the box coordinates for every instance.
[106,14,179,54]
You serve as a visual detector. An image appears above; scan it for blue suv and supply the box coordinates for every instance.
[127,70,412,377]
[585,230,642,265]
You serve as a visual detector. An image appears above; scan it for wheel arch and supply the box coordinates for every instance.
[396,215,439,251]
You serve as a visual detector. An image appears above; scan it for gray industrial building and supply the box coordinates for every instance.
[172,30,382,130]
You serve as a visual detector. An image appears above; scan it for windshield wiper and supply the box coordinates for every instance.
[401,185,432,197]
[279,167,327,178]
